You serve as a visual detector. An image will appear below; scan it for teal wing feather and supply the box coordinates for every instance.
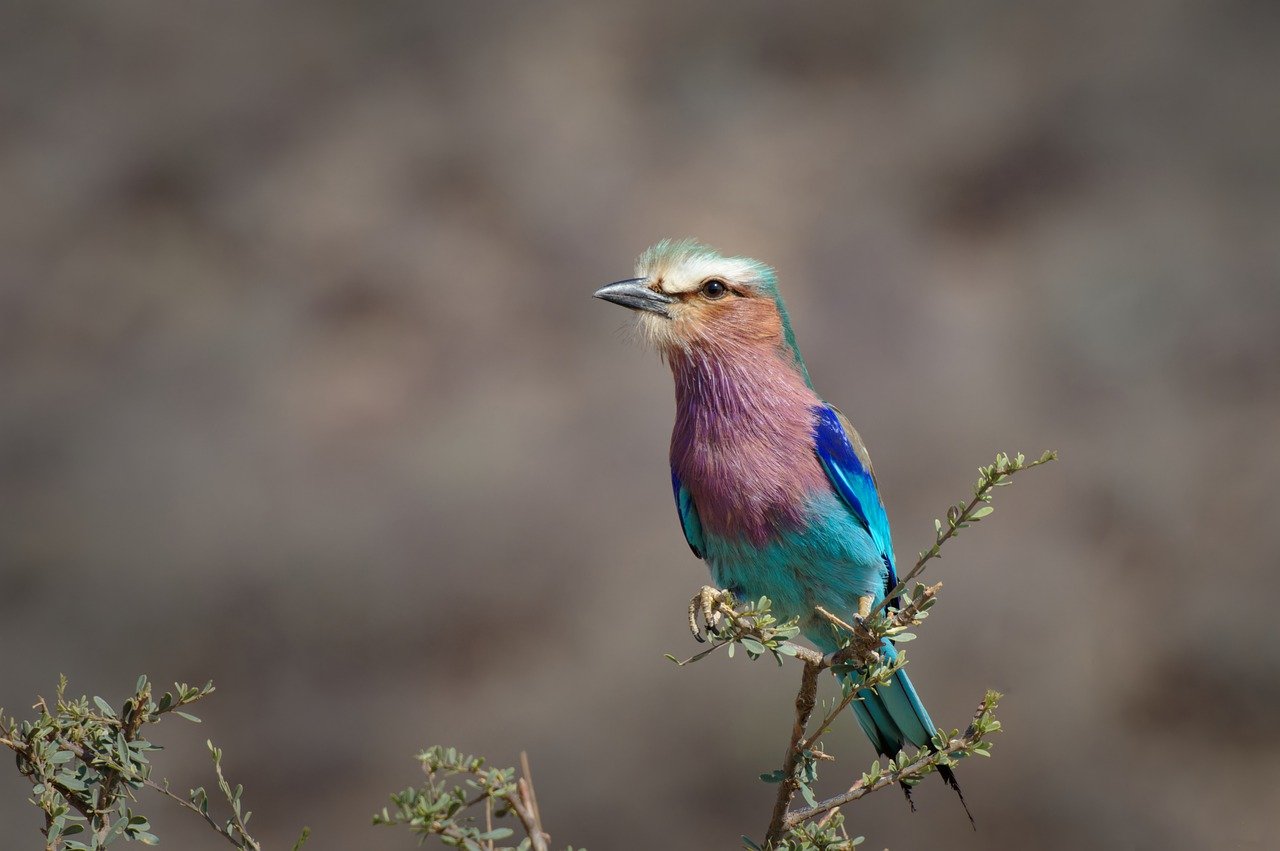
[671,468,705,559]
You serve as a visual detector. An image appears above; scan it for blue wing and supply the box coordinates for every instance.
[671,468,705,559]
[812,404,898,602]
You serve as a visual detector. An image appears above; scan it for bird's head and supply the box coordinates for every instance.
[594,239,811,384]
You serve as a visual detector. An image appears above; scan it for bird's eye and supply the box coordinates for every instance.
[702,279,728,299]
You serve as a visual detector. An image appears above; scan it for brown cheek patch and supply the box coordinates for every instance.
[706,297,783,343]
[666,295,784,350]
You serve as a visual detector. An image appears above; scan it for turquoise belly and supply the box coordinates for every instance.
[701,492,887,647]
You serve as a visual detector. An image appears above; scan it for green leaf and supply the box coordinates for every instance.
[798,780,819,808]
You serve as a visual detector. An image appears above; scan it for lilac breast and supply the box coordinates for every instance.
[668,345,829,547]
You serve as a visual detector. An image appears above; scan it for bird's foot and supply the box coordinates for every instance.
[688,586,736,643]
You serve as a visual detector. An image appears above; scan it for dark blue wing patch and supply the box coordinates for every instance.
[812,404,899,601]
[671,467,705,559]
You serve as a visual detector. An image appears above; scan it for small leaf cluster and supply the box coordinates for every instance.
[876,581,939,645]
[858,748,926,792]
[856,690,1005,792]
[930,689,1003,763]
[0,676,213,849]
[374,746,579,850]
[768,810,864,851]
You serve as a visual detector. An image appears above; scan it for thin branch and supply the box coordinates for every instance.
[872,450,1056,619]
[520,751,544,837]
[209,741,261,850]
[508,780,549,851]
[764,658,824,844]
[783,693,999,830]
[147,779,260,851]
[491,752,550,851]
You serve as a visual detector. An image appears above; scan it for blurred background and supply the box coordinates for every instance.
[3,1,1278,848]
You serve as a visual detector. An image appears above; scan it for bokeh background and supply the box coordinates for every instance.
[3,1,1279,848]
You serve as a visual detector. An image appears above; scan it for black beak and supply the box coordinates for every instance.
[593,277,676,317]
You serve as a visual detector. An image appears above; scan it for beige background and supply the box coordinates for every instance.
[3,2,1278,848]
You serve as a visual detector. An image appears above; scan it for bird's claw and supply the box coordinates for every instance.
[688,586,734,642]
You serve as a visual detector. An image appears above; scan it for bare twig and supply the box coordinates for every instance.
[520,751,543,831]
[813,607,858,634]
[508,779,550,851]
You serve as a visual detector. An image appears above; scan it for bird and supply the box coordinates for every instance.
[594,238,969,818]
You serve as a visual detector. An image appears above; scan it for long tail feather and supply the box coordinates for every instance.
[842,641,976,824]
[937,764,975,829]
[899,781,916,811]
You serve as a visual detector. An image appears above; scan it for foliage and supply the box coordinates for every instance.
[1,450,1052,849]
[0,675,308,851]
[374,747,577,851]
[747,810,863,851]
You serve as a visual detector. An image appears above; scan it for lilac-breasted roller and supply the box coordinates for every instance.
[595,239,968,815]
